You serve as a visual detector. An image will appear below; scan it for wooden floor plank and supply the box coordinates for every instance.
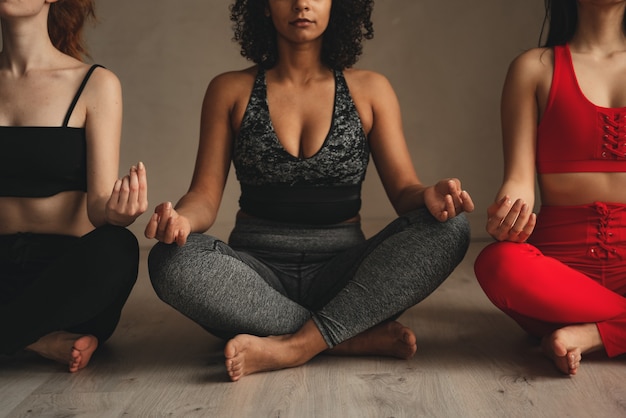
[1,241,625,418]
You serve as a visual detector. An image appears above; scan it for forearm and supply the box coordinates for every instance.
[89,199,138,228]
[174,192,219,233]
[392,184,428,215]
[494,179,535,208]
[88,196,116,227]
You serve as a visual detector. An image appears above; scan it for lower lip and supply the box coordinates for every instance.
[291,21,313,28]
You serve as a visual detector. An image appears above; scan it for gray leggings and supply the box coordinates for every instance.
[148,208,470,348]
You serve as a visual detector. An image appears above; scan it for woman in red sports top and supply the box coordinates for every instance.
[474,0,626,375]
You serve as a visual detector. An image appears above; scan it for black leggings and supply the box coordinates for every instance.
[0,225,139,355]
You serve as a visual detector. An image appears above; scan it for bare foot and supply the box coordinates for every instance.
[224,334,311,382]
[328,321,417,359]
[541,323,603,375]
[224,320,328,381]
[223,321,417,382]
[26,332,98,373]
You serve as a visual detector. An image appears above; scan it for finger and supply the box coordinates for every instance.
[445,194,457,219]
[515,231,530,243]
[489,200,522,240]
[156,202,173,237]
[487,195,510,220]
[450,189,471,215]
[508,203,530,234]
[137,161,148,210]
[117,176,131,209]
[499,199,524,231]
[153,202,167,217]
[486,197,511,235]
[502,200,535,241]
[163,216,181,244]
[516,212,537,242]
[175,230,188,246]
[110,179,122,205]
[437,210,449,222]
[460,190,475,212]
[128,165,140,205]
[447,179,462,197]
[144,213,159,239]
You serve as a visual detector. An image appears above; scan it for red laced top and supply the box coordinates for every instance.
[536,44,626,174]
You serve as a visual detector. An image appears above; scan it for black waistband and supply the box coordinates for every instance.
[239,184,362,225]
[0,233,78,263]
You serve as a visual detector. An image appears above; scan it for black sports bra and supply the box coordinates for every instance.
[0,64,102,198]
[233,68,370,224]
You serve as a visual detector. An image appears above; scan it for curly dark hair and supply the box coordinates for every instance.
[229,0,374,70]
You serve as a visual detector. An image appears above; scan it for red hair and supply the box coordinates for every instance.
[48,0,96,60]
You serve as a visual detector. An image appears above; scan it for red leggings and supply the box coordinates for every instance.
[474,202,626,357]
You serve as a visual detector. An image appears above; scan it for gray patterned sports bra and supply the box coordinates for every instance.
[233,68,370,224]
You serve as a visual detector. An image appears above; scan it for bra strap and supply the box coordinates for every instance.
[62,64,104,127]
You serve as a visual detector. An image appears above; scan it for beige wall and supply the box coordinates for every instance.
[81,0,545,246]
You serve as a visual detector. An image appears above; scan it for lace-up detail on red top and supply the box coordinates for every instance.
[536,45,626,174]
[599,112,626,160]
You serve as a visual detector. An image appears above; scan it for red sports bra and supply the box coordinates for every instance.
[536,44,626,174]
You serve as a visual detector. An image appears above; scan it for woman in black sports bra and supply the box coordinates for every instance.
[146,0,473,381]
[0,0,148,372]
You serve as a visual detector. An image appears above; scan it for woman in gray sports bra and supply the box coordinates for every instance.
[0,0,148,372]
[146,0,474,382]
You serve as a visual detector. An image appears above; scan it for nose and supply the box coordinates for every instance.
[293,0,310,12]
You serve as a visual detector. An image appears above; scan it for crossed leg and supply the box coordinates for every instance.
[224,320,417,382]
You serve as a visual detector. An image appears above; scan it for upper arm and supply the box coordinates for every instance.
[498,49,549,203]
[83,67,123,208]
[180,71,251,225]
[348,70,422,213]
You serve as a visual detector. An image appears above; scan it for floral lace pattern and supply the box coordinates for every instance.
[233,69,369,187]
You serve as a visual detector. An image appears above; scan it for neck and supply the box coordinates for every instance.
[272,37,329,83]
[0,9,60,74]
[570,2,626,53]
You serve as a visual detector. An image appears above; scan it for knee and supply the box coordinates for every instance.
[475,241,514,274]
[474,241,530,294]
[407,209,471,248]
[147,241,181,299]
[147,234,220,301]
[393,211,472,276]
[90,225,139,260]
[425,212,471,262]
[85,225,139,284]
[443,213,471,250]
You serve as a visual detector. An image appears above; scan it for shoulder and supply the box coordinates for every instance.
[341,69,399,134]
[342,68,394,94]
[499,48,554,111]
[81,64,122,103]
[85,65,121,87]
[206,66,258,97]
[506,47,553,85]
[342,68,398,111]
[200,66,259,123]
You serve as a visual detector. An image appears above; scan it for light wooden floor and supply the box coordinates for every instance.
[1,241,625,418]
